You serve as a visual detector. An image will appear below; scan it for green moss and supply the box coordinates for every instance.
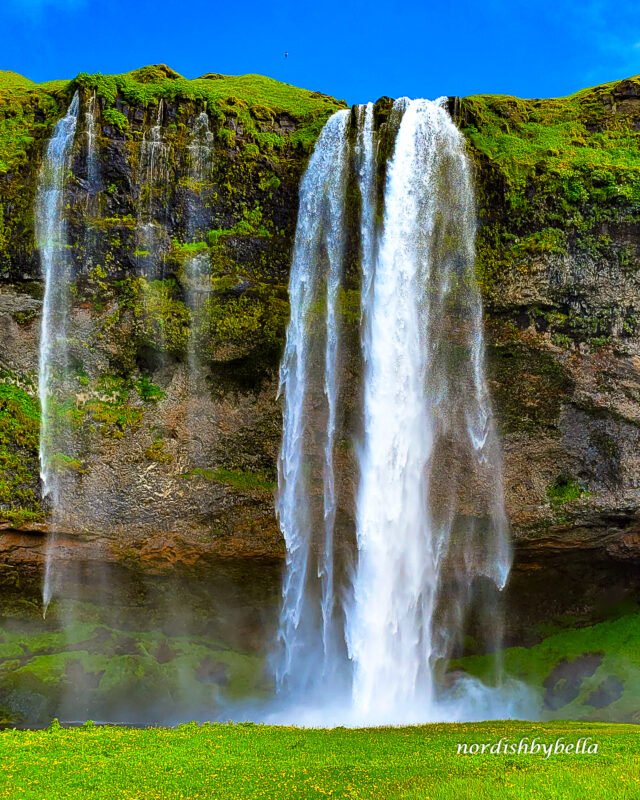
[183,467,275,492]
[337,287,361,326]
[509,227,568,258]
[462,77,640,305]
[0,382,41,521]
[102,107,129,132]
[172,240,208,254]
[0,83,64,173]
[144,439,173,463]
[0,616,266,726]
[73,66,344,154]
[91,215,137,231]
[134,376,165,402]
[0,509,44,526]
[49,452,84,474]
[139,278,190,355]
[546,476,591,505]
[206,205,272,245]
[195,286,288,362]
[453,612,640,721]
[84,377,144,439]
[462,85,640,202]
[12,308,38,326]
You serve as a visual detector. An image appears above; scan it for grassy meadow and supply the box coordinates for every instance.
[0,720,638,799]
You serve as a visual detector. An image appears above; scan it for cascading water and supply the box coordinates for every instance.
[275,109,351,697]
[184,111,214,386]
[84,92,98,193]
[347,98,511,723]
[274,99,517,724]
[136,100,170,280]
[37,93,80,614]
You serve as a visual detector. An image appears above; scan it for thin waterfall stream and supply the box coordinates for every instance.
[275,109,351,696]
[185,110,214,391]
[37,93,80,615]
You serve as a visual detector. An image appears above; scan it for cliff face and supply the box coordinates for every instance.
[0,66,343,594]
[459,78,640,594]
[1,67,640,628]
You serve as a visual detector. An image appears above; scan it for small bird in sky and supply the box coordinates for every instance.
[284,52,289,58]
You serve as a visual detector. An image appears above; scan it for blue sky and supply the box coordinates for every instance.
[1,0,639,105]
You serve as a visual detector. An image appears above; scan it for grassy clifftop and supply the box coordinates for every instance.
[460,75,640,310]
[0,64,345,174]
[463,76,640,200]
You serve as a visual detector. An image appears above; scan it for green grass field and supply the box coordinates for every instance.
[0,720,637,799]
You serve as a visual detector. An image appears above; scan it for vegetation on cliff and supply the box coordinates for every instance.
[0,65,639,552]
[0,64,344,177]
[461,75,640,345]
[453,611,640,724]
[75,65,345,152]
[0,380,41,525]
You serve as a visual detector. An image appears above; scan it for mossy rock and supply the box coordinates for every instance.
[452,612,640,722]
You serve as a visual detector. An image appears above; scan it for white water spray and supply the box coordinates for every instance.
[347,98,511,723]
[85,92,98,193]
[276,109,350,695]
[136,100,170,279]
[37,93,80,615]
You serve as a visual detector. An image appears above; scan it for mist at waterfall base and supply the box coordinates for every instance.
[31,92,536,728]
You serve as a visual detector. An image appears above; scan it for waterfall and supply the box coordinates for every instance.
[275,109,350,696]
[355,103,376,320]
[136,100,170,280]
[275,99,513,723]
[85,92,98,193]
[347,98,511,722]
[185,111,213,389]
[37,92,80,614]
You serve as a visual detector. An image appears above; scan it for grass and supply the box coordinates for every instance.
[0,62,344,179]
[0,77,63,172]
[184,466,276,492]
[0,71,34,90]
[460,74,640,307]
[462,77,640,202]
[0,720,637,799]
[74,65,344,152]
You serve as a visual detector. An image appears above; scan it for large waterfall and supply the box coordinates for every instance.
[36,93,80,614]
[275,99,514,724]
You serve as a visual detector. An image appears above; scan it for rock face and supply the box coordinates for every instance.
[1,67,640,635]
[0,68,344,594]
[457,79,640,598]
